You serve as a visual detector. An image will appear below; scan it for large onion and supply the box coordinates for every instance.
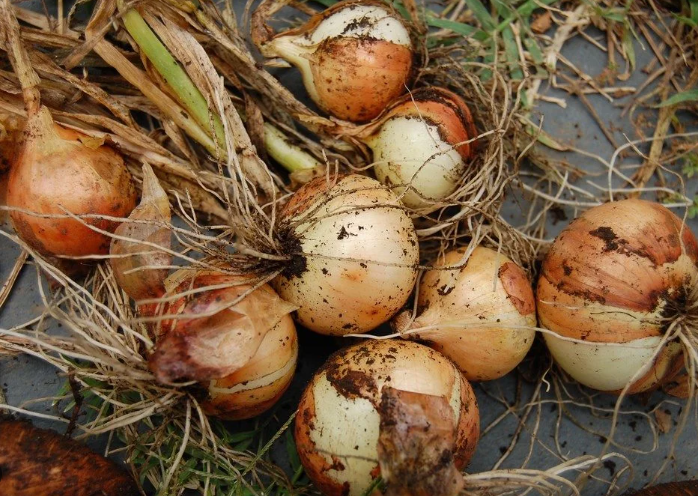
[396,246,536,381]
[295,339,479,496]
[537,199,698,393]
[259,0,414,122]
[273,174,419,336]
[362,87,477,209]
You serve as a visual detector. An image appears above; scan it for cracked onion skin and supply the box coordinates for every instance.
[202,314,298,420]
[7,107,137,259]
[265,0,413,122]
[149,269,298,419]
[399,246,536,381]
[272,174,419,336]
[537,199,698,394]
[295,340,479,496]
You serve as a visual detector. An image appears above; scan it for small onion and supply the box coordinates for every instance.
[537,199,698,393]
[262,0,414,122]
[396,246,536,381]
[295,339,479,496]
[273,174,419,336]
[148,269,298,419]
[110,163,172,304]
[7,106,137,259]
[360,87,477,209]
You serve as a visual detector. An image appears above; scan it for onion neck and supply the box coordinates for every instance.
[117,3,226,158]
[266,36,320,105]
[25,106,71,156]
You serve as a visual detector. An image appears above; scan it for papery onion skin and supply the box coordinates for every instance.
[7,107,137,258]
[202,314,298,420]
[266,0,413,122]
[365,88,477,209]
[295,340,479,496]
[110,164,172,303]
[149,269,296,386]
[537,199,698,393]
[401,246,536,381]
[273,174,419,336]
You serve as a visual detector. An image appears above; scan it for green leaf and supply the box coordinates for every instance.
[621,28,635,71]
[465,0,497,31]
[285,429,302,474]
[658,89,698,107]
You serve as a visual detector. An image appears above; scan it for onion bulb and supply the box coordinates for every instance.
[295,339,479,496]
[273,174,419,336]
[361,87,478,209]
[147,269,298,419]
[202,314,297,420]
[110,163,172,304]
[396,246,536,381]
[7,106,137,259]
[149,269,297,383]
[260,0,413,122]
[537,199,698,393]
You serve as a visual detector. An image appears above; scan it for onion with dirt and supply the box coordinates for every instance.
[273,174,419,336]
[295,339,479,496]
[537,199,698,393]
[361,87,478,209]
[256,0,414,122]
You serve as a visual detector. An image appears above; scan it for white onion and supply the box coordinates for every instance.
[363,87,478,209]
[273,174,419,336]
[295,339,479,496]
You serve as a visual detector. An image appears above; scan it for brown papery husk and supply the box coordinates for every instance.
[110,163,172,303]
[148,269,296,384]
[377,387,464,496]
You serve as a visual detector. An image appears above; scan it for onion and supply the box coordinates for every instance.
[260,0,414,122]
[202,314,297,420]
[396,246,536,381]
[149,269,297,383]
[537,199,698,393]
[7,106,137,260]
[295,339,479,496]
[362,87,478,209]
[110,164,172,304]
[273,174,419,336]
[147,269,298,419]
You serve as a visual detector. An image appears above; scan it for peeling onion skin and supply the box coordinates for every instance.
[7,107,137,259]
[265,0,413,122]
[399,246,536,381]
[202,314,298,420]
[295,340,479,496]
[149,270,296,384]
[363,88,478,209]
[273,174,419,336]
[537,199,698,393]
